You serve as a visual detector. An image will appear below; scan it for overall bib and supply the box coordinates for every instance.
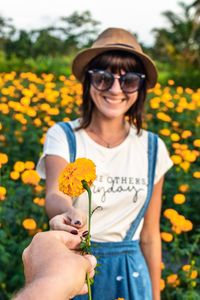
[58,122,158,300]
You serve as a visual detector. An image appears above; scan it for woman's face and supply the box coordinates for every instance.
[89,69,138,120]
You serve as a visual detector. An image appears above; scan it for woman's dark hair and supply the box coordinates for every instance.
[77,50,147,135]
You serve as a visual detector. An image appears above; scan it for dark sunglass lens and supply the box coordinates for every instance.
[92,71,113,91]
[123,73,141,93]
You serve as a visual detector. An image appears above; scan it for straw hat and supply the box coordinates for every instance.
[72,27,157,88]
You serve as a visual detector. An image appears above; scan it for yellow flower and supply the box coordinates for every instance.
[160,278,165,291]
[170,155,182,165]
[157,112,172,122]
[170,133,180,142]
[178,184,189,193]
[10,171,20,180]
[193,139,200,147]
[182,264,191,272]
[173,194,186,204]
[59,158,96,197]
[14,161,25,172]
[193,171,200,178]
[190,270,198,279]
[24,161,35,170]
[21,170,40,185]
[0,153,8,167]
[0,186,6,201]
[161,232,173,242]
[167,274,180,287]
[22,218,37,230]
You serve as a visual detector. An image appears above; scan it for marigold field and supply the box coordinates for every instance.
[0,72,200,299]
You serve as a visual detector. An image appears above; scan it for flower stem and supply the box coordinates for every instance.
[82,180,92,300]
[82,180,92,247]
[86,273,92,300]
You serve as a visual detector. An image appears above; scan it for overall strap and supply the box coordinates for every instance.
[124,132,158,241]
[57,122,76,162]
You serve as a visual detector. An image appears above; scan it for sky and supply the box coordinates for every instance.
[0,0,193,46]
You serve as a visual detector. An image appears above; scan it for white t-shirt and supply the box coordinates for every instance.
[37,119,173,242]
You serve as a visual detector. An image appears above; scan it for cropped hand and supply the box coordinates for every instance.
[14,231,97,300]
[49,206,87,235]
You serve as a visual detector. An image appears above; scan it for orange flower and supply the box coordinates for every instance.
[14,161,25,172]
[59,158,96,197]
[21,170,40,185]
[160,278,165,291]
[173,194,186,204]
[0,186,6,201]
[161,232,173,242]
[22,218,37,230]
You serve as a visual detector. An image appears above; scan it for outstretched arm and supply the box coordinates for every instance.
[13,231,96,300]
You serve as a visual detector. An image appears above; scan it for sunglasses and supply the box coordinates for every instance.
[88,69,146,93]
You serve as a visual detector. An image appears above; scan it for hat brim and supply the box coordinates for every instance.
[72,45,157,89]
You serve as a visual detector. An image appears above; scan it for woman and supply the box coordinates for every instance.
[37,27,173,300]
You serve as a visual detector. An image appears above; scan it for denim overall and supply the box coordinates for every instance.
[58,122,158,300]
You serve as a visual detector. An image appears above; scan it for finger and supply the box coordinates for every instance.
[50,221,80,234]
[49,230,82,249]
[69,209,87,228]
[84,254,97,271]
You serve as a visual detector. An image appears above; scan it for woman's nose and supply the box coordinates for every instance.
[109,77,123,94]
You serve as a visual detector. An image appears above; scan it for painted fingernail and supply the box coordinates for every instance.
[74,220,81,225]
[71,230,78,235]
[82,230,89,237]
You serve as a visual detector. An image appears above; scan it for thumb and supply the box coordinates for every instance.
[84,254,97,273]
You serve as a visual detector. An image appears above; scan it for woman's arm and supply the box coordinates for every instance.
[45,155,86,232]
[45,155,73,218]
[140,176,164,300]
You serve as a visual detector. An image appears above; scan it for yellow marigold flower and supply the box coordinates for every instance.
[182,264,191,272]
[167,274,179,286]
[33,197,45,206]
[157,112,172,122]
[21,170,40,185]
[173,194,186,205]
[180,161,190,172]
[24,161,35,170]
[160,278,165,291]
[10,171,20,180]
[161,232,173,242]
[34,185,44,193]
[181,130,192,139]
[59,158,96,197]
[179,184,189,193]
[190,270,198,279]
[176,87,183,94]
[163,208,178,220]
[14,161,25,172]
[170,133,180,142]
[182,150,197,162]
[22,218,37,230]
[182,219,193,232]
[193,171,200,178]
[0,186,6,201]
[0,153,8,166]
[168,79,175,85]
[193,139,200,147]
[170,155,182,165]
[159,128,171,136]
[161,262,165,270]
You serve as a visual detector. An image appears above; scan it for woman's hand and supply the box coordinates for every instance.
[49,207,87,235]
